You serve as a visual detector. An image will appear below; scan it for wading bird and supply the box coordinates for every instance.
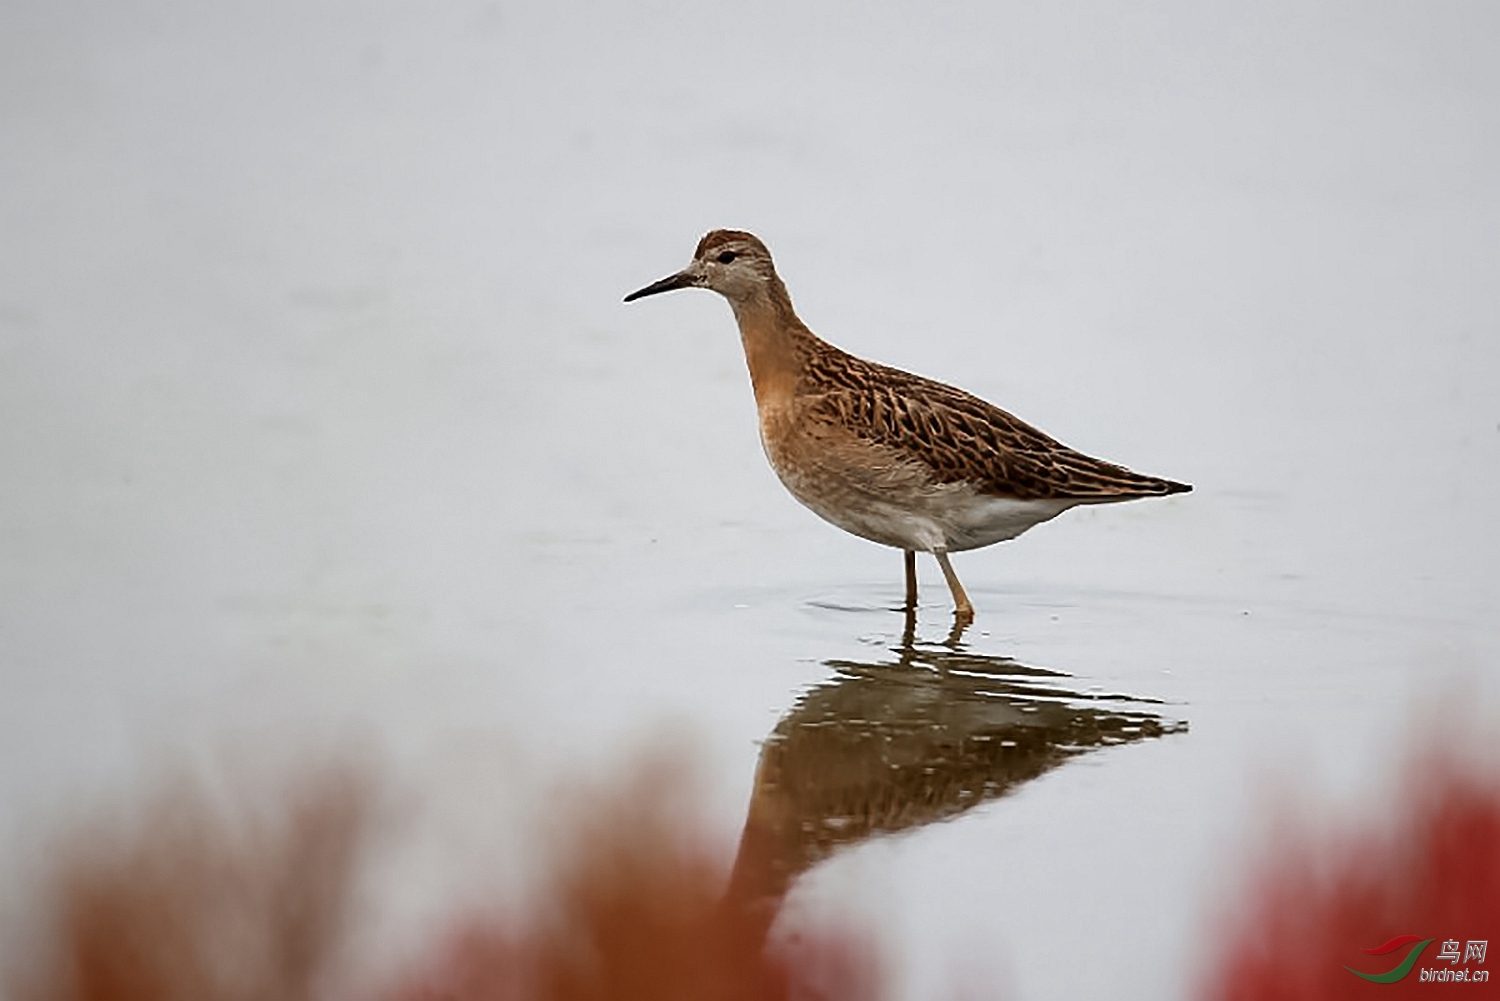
[625,230,1189,625]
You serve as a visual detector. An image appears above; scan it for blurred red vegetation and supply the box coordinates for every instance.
[19,731,1500,1000]
[1200,750,1500,1000]
[8,756,878,1001]
[11,767,371,1001]
[384,759,878,1001]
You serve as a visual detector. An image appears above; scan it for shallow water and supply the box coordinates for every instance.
[3,4,1499,999]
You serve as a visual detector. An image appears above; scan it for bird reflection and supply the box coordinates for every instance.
[724,633,1186,917]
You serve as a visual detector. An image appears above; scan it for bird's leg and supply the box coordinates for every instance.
[933,549,975,626]
[903,550,918,611]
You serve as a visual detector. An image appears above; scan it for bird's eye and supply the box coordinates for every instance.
[717,251,737,264]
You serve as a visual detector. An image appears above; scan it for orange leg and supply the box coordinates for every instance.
[933,549,974,625]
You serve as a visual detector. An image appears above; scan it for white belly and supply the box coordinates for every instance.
[935,493,1079,551]
[775,460,1077,553]
[759,411,1082,553]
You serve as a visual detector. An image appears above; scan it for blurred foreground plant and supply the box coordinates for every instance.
[12,765,371,1001]
[7,751,876,1001]
[385,752,876,1001]
[1200,745,1500,1000]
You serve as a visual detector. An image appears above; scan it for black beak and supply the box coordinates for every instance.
[623,268,699,303]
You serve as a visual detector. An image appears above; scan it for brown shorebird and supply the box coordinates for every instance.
[625,230,1190,625]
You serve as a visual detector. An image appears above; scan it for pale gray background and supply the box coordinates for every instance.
[3,3,1498,998]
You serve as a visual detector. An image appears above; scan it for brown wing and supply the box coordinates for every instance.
[803,349,1191,501]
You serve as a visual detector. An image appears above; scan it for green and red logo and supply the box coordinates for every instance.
[1347,935,1434,983]
[1347,935,1489,984]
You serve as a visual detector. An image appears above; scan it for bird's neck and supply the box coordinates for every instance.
[728,277,811,413]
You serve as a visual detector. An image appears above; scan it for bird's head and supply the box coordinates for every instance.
[624,230,778,306]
